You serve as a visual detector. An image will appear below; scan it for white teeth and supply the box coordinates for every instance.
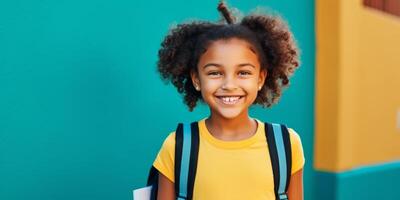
[222,97,238,102]
[220,96,241,104]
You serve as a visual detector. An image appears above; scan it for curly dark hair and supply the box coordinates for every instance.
[157,1,300,111]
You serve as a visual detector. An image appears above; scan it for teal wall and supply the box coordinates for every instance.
[0,0,315,199]
[315,161,400,200]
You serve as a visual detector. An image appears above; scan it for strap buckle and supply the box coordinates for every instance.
[279,193,288,200]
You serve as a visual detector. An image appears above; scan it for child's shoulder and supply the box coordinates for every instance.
[287,127,301,140]
[286,127,305,172]
[161,131,176,148]
[286,127,303,147]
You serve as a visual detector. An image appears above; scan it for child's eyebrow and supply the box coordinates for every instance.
[203,63,256,69]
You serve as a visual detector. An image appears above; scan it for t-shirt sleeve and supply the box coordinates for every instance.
[288,128,305,174]
[153,132,176,183]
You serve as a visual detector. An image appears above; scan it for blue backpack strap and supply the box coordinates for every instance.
[265,122,292,200]
[174,122,200,200]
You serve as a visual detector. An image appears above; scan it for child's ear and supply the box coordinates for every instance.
[190,69,201,91]
[258,69,267,90]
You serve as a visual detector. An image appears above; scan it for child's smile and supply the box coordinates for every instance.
[216,95,244,105]
[191,37,266,119]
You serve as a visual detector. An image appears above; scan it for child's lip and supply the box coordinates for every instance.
[215,94,245,97]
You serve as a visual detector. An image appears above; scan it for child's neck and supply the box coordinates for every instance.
[205,111,258,141]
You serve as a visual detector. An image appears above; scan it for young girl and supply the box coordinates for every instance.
[153,2,304,199]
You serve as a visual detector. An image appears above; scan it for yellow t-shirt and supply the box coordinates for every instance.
[153,118,305,200]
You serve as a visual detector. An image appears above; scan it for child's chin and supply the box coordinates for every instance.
[215,108,245,120]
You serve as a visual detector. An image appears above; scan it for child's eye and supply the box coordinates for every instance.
[238,71,252,76]
[207,71,222,76]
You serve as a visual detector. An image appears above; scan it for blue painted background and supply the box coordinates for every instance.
[0,0,315,199]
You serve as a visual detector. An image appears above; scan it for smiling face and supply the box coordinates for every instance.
[191,38,267,119]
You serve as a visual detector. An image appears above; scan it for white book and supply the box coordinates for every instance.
[133,185,153,200]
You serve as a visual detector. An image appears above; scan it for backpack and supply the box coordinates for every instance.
[137,121,292,200]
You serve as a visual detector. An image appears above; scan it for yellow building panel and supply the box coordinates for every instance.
[316,0,400,172]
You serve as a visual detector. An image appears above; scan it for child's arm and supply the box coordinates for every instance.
[287,168,304,200]
[157,173,175,200]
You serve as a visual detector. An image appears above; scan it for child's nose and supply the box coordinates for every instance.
[221,76,238,90]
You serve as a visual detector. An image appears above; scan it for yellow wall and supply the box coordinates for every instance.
[315,0,400,172]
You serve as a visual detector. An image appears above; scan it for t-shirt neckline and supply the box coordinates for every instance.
[198,118,264,149]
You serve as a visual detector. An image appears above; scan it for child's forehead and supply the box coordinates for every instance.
[201,38,259,60]
[198,38,260,67]
[198,40,260,69]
